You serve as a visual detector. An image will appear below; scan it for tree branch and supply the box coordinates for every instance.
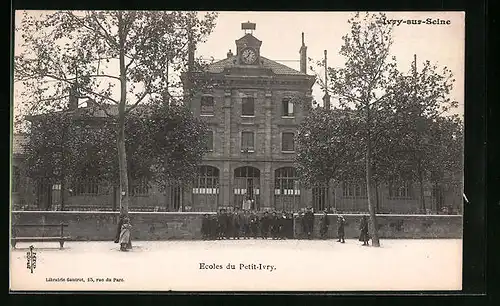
[125,81,152,115]
[91,13,120,48]
[65,12,119,49]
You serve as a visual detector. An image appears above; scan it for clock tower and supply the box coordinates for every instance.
[236,22,262,65]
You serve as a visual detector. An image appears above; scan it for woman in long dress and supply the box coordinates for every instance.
[119,218,132,251]
[358,215,370,246]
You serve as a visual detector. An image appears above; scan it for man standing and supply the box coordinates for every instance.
[296,211,305,239]
[304,207,315,239]
[241,210,250,239]
[243,196,252,211]
[260,211,270,239]
[232,210,241,240]
[250,210,258,238]
[201,214,209,240]
[217,209,226,239]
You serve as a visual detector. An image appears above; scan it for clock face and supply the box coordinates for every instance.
[241,48,257,64]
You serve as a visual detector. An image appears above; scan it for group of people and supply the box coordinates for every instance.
[113,208,372,251]
[318,212,370,245]
[201,208,295,240]
[200,206,371,245]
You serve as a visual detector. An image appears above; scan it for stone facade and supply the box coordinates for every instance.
[180,29,316,212]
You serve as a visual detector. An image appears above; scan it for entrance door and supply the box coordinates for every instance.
[234,166,260,210]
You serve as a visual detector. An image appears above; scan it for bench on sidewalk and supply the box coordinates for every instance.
[11,223,70,249]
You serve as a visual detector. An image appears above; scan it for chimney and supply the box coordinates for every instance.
[227,49,234,58]
[299,32,307,74]
[68,84,78,110]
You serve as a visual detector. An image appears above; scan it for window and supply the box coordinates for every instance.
[241,131,255,152]
[193,166,220,195]
[200,96,214,115]
[274,167,301,211]
[342,182,367,198]
[12,166,20,193]
[130,178,149,196]
[389,181,413,199]
[233,166,260,199]
[282,98,294,117]
[205,131,214,151]
[274,167,301,196]
[282,132,295,152]
[242,97,255,116]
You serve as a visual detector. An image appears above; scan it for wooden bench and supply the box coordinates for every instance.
[11,223,70,249]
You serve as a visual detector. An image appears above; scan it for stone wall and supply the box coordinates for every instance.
[11,212,206,241]
[11,211,462,241]
[295,214,463,239]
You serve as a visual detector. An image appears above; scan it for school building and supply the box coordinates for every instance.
[10,23,462,214]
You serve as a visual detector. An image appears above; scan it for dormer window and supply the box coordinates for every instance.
[201,96,214,116]
[282,98,294,117]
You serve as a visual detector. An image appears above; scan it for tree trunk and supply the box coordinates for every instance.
[365,103,380,247]
[117,12,131,249]
[374,180,379,213]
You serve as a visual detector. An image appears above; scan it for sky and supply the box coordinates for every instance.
[13,11,465,119]
[196,11,464,116]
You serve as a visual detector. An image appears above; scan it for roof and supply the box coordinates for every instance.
[206,55,307,76]
[12,134,28,155]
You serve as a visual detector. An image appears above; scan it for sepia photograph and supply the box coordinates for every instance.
[10,10,464,291]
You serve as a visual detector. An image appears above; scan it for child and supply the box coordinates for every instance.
[337,215,346,243]
[119,218,132,252]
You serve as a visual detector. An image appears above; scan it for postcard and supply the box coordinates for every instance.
[10,10,464,291]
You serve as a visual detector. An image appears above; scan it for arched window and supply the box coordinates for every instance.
[193,166,220,194]
[274,167,301,211]
[234,166,260,210]
[234,166,260,178]
[192,166,220,211]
